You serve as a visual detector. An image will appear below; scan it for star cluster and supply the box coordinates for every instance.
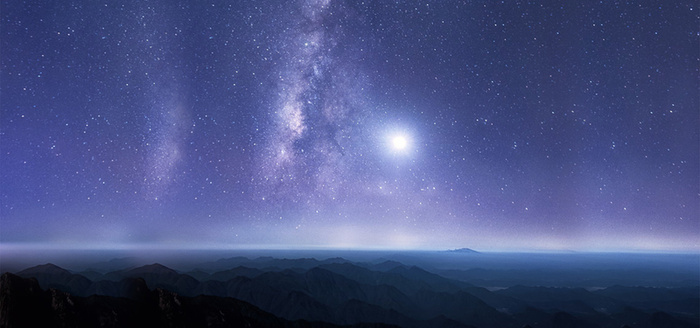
[1,1,698,251]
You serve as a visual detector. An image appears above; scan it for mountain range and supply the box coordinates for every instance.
[2,257,697,328]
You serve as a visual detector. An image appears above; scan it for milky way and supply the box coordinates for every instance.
[1,1,698,251]
[259,0,359,201]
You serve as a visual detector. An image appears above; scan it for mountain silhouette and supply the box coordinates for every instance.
[6,259,698,328]
[446,248,481,254]
[17,263,92,296]
[1,272,397,328]
[207,266,265,281]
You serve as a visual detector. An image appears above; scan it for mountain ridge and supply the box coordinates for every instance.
[6,259,698,328]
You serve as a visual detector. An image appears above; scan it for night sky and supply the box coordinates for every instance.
[1,1,698,251]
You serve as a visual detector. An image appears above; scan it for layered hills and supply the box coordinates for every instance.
[2,257,698,328]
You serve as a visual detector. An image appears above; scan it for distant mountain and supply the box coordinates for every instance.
[387,265,473,292]
[595,285,700,316]
[207,266,264,281]
[319,262,431,296]
[17,263,72,277]
[111,263,200,296]
[496,285,623,315]
[17,263,92,296]
[446,248,480,254]
[437,267,699,289]
[197,256,352,272]
[595,285,698,303]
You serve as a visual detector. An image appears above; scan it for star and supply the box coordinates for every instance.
[391,135,408,151]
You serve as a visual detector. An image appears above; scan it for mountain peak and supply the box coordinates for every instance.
[126,263,178,275]
[446,248,480,254]
[17,263,71,276]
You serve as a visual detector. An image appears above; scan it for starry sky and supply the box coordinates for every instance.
[1,1,698,251]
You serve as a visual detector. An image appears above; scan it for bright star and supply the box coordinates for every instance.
[392,135,408,150]
[387,132,411,154]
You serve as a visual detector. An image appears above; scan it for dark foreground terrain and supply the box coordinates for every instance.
[1,252,698,328]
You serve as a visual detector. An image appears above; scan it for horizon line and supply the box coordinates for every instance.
[1,242,698,254]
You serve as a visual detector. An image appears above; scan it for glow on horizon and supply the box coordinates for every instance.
[1,240,698,253]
